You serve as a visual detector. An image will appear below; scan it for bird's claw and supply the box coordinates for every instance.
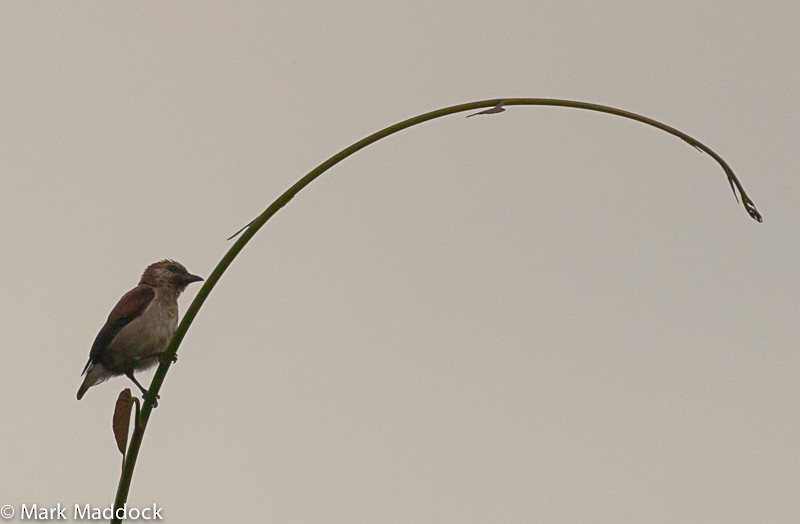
[159,353,178,365]
[143,390,160,408]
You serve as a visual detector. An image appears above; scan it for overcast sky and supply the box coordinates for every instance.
[1,1,798,522]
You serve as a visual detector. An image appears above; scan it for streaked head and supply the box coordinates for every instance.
[140,260,203,292]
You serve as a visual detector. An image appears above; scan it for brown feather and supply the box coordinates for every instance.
[83,285,156,373]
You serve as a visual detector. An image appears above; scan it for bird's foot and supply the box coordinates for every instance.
[143,390,160,408]
[159,352,178,365]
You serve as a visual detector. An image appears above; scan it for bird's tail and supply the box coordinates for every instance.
[76,363,112,400]
[76,381,90,400]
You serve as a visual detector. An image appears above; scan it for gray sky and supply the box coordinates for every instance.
[1,1,798,522]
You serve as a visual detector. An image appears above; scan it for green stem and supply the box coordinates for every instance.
[110,97,761,522]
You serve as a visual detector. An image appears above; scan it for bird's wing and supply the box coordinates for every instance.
[82,285,156,374]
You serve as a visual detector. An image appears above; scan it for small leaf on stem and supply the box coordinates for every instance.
[113,389,134,459]
[467,101,506,118]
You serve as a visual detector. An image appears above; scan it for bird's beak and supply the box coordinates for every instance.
[183,273,204,285]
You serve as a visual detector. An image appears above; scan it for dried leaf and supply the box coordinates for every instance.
[113,389,134,458]
[680,136,704,153]
[466,102,506,118]
[227,219,254,241]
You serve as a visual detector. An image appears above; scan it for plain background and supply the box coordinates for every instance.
[1,1,798,522]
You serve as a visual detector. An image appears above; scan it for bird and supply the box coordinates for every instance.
[77,260,203,401]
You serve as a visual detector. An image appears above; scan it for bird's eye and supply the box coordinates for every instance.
[166,264,181,273]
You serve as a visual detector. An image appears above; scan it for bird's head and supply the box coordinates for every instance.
[140,260,204,293]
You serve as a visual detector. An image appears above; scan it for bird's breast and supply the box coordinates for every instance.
[104,296,179,372]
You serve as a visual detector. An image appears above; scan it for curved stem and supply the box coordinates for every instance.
[111,97,761,522]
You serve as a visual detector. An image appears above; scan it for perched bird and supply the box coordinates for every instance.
[77,260,203,400]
